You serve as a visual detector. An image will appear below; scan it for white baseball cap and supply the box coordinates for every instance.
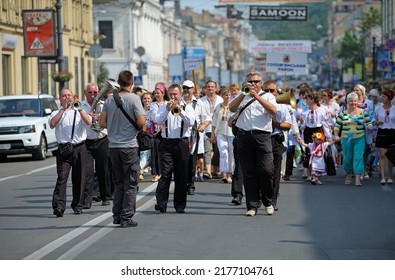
[368,89,379,97]
[182,80,194,88]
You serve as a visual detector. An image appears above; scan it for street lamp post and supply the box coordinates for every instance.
[55,0,65,93]
[183,39,187,81]
[372,36,376,81]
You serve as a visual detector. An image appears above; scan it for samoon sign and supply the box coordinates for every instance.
[250,6,307,21]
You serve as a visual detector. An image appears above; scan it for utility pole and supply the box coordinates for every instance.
[56,0,65,93]
[372,36,376,81]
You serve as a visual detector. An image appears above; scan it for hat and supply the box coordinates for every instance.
[182,80,194,88]
[368,89,379,97]
[312,132,325,141]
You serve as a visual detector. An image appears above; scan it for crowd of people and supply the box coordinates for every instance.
[49,69,395,225]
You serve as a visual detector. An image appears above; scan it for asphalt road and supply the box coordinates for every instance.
[1,155,395,261]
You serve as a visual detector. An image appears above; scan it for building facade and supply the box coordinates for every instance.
[0,0,95,100]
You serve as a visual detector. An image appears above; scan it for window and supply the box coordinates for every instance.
[2,54,10,95]
[98,21,113,49]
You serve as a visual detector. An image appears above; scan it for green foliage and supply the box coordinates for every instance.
[358,7,381,33]
[251,2,330,41]
[97,63,109,89]
[335,30,363,68]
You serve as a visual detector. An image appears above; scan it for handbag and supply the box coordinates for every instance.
[58,110,77,158]
[324,146,336,176]
[113,91,154,151]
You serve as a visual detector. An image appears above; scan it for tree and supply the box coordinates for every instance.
[97,63,109,89]
[336,30,363,69]
[358,7,381,33]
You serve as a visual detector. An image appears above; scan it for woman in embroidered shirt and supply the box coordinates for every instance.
[146,83,169,182]
[298,88,331,179]
[374,89,395,185]
[334,92,373,186]
[211,87,234,183]
[298,132,331,185]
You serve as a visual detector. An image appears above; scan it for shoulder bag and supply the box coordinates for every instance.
[113,92,154,151]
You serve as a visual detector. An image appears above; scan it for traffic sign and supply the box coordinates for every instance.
[88,44,103,58]
[134,75,143,85]
[383,71,392,80]
[172,75,182,84]
[385,39,395,50]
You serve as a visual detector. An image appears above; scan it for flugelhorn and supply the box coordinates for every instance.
[276,88,296,109]
[241,84,252,96]
[171,106,181,116]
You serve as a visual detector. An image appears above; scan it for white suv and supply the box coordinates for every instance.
[0,94,59,160]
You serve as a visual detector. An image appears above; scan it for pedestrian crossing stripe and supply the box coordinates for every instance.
[29,37,44,50]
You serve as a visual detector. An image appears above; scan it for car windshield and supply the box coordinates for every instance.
[0,99,42,117]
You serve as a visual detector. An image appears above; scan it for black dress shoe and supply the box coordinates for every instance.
[73,208,82,215]
[120,220,138,228]
[101,200,110,206]
[154,204,167,213]
[113,217,121,224]
[82,204,91,209]
[231,196,242,205]
[175,208,185,213]
[273,205,279,211]
[187,188,195,195]
[53,208,63,217]
[92,196,102,202]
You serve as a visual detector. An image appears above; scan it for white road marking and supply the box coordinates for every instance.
[0,164,56,182]
[23,182,168,260]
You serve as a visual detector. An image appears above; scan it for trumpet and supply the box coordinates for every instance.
[171,106,181,116]
[241,84,252,96]
[71,101,81,110]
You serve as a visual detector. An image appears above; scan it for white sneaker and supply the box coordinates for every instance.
[266,205,274,215]
[245,210,256,217]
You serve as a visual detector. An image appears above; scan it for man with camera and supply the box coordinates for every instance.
[49,88,92,217]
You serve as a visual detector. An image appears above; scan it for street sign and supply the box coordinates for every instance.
[39,57,57,64]
[184,58,201,71]
[88,44,103,58]
[171,76,182,84]
[383,71,392,80]
[385,39,395,50]
[134,75,142,86]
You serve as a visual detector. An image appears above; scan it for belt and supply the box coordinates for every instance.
[86,136,107,143]
[162,137,188,142]
[72,141,85,148]
[239,129,270,135]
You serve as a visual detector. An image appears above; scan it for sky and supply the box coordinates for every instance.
[180,0,218,13]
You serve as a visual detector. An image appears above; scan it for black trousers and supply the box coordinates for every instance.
[271,135,285,207]
[231,137,243,199]
[237,130,273,212]
[151,135,162,176]
[52,143,88,212]
[285,145,295,177]
[187,132,199,190]
[156,138,190,210]
[83,136,111,205]
[109,147,139,223]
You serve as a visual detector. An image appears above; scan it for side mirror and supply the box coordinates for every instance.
[44,108,52,115]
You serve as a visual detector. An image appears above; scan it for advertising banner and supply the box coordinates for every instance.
[22,9,56,57]
[250,6,307,21]
[266,52,307,74]
[249,40,312,53]
[219,0,323,3]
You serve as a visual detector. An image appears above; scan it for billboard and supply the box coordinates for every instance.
[219,0,323,3]
[249,40,312,53]
[250,6,307,21]
[22,9,56,57]
[266,52,308,75]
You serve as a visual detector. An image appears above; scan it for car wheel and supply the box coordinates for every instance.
[33,134,47,160]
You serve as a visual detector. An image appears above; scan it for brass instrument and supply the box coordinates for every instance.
[241,84,252,96]
[275,88,297,109]
[90,79,120,131]
[171,106,181,116]
[71,101,81,110]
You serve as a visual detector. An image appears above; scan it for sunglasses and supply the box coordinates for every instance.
[182,86,192,90]
[265,89,276,93]
[247,80,261,84]
[88,91,98,94]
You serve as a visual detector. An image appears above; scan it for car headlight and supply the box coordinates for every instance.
[18,125,36,133]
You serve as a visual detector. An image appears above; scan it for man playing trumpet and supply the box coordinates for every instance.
[154,84,195,213]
